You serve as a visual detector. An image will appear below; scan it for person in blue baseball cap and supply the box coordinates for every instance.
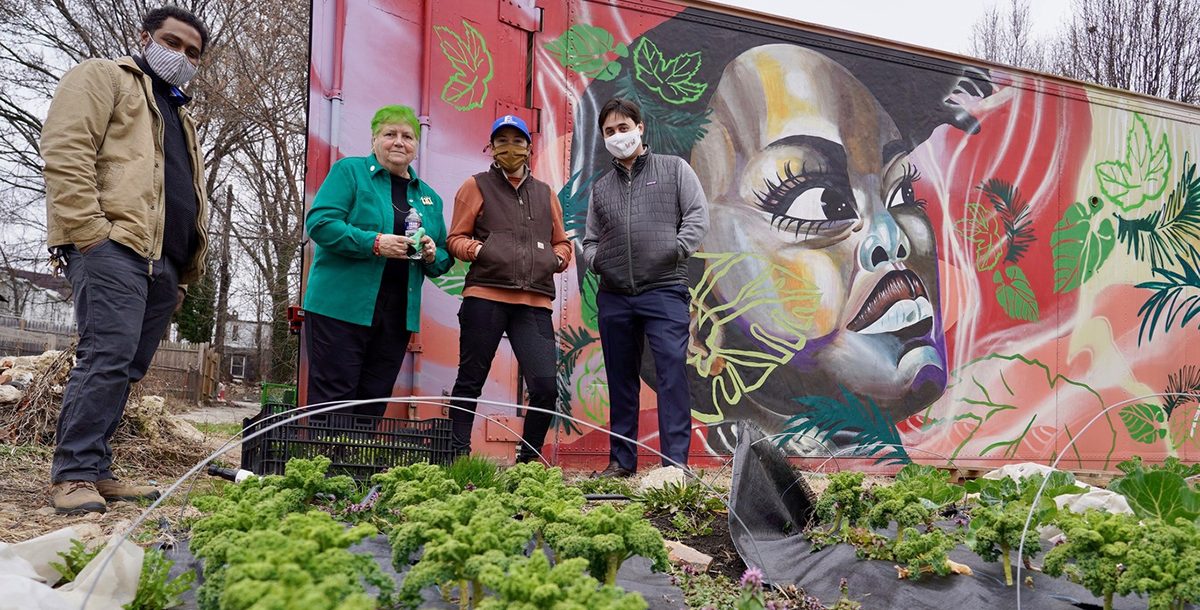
[446,114,572,463]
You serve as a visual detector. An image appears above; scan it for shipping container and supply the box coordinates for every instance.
[302,0,1200,472]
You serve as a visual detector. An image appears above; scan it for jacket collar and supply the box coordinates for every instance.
[124,55,193,106]
[367,154,421,184]
[612,146,651,179]
[489,163,528,190]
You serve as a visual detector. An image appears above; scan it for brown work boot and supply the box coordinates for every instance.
[51,481,107,515]
[95,478,161,502]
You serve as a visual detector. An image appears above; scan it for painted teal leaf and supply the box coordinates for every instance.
[543,23,625,81]
[632,37,708,105]
[993,265,1039,321]
[1135,253,1200,344]
[1118,403,1168,444]
[1051,198,1116,293]
[1116,155,1200,270]
[782,386,909,464]
[555,325,596,436]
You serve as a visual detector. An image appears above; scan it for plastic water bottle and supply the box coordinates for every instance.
[404,208,422,260]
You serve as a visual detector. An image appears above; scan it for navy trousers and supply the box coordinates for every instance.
[52,241,179,483]
[597,284,692,470]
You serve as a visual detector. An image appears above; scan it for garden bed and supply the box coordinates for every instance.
[6,442,1199,609]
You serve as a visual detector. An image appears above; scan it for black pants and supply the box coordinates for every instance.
[304,288,411,418]
[449,297,556,460]
[52,241,179,483]
[597,285,693,471]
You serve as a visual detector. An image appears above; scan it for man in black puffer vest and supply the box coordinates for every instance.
[583,98,710,477]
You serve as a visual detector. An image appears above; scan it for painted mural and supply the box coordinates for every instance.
[304,0,1200,470]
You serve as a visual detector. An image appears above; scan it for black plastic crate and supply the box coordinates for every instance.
[240,403,454,481]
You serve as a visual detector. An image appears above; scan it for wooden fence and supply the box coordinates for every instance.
[0,315,222,402]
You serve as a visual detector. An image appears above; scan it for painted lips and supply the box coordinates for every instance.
[846,270,933,335]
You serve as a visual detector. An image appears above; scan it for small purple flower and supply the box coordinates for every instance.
[740,567,764,590]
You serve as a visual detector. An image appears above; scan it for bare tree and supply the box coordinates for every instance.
[969,0,1047,72]
[969,0,1200,104]
[0,0,246,205]
[1051,0,1200,104]
[0,0,309,384]
[218,0,307,382]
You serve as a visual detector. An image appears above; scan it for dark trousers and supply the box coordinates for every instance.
[51,241,179,483]
[449,297,556,460]
[597,285,693,470]
[304,288,411,418]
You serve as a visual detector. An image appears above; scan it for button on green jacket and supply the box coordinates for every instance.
[303,154,453,328]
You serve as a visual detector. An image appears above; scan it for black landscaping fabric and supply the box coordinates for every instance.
[727,421,1158,609]
[163,534,683,610]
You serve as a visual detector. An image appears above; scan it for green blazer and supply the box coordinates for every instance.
[303,154,453,328]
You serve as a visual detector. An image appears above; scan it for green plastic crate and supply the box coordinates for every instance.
[260,382,297,407]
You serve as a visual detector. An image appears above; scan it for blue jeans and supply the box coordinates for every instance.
[52,241,179,483]
[597,285,692,471]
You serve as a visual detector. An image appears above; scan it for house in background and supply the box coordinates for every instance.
[0,267,74,326]
[221,314,271,383]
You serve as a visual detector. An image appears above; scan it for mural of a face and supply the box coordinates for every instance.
[689,44,948,426]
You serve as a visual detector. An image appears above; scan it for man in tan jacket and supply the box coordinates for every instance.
[41,6,210,514]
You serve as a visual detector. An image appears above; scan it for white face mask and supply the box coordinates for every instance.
[143,39,197,87]
[604,128,642,160]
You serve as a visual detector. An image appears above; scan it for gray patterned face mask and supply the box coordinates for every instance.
[143,39,197,87]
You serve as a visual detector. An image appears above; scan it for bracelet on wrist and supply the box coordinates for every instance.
[373,233,382,256]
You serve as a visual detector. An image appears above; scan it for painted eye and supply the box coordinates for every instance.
[887,181,916,208]
[779,187,856,221]
[886,164,925,209]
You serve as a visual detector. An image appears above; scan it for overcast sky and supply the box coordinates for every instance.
[713,0,1073,57]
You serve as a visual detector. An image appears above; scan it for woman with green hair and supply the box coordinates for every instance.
[303,104,453,421]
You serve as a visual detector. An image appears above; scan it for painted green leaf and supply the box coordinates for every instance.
[632,37,708,105]
[434,21,494,111]
[956,202,1005,271]
[580,268,600,331]
[1096,161,1134,204]
[1118,402,1168,444]
[1095,114,1172,212]
[1109,469,1200,522]
[612,72,711,154]
[993,265,1039,321]
[1051,198,1116,293]
[543,24,625,81]
[429,260,469,298]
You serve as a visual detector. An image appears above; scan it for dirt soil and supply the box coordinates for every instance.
[650,511,746,580]
[0,397,249,545]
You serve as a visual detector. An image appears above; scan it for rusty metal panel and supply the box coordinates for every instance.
[498,0,540,31]
[494,99,540,133]
[486,416,522,442]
